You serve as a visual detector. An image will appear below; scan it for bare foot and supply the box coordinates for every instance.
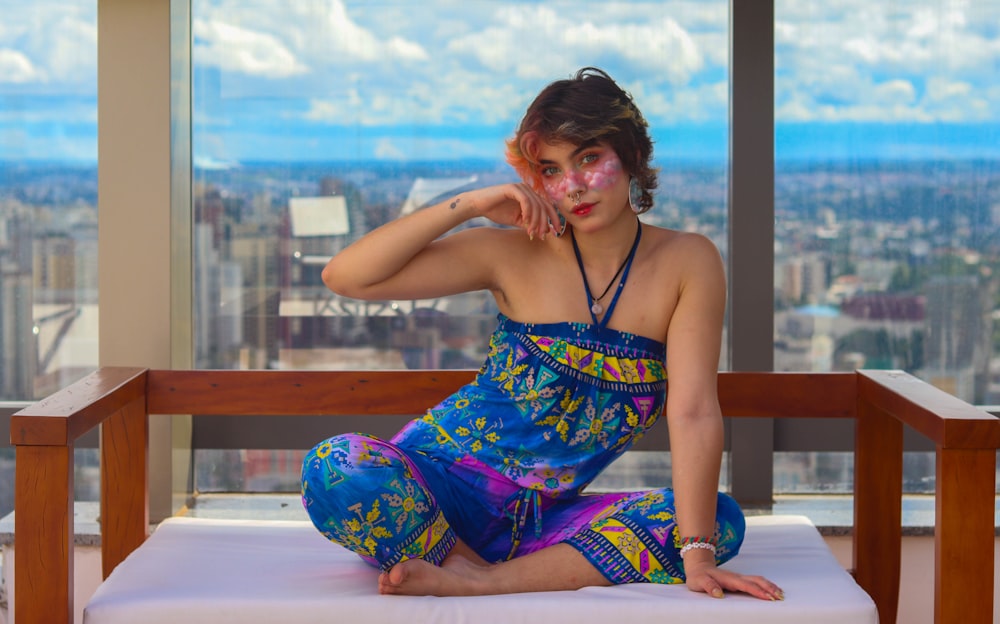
[378,554,491,596]
[378,543,609,596]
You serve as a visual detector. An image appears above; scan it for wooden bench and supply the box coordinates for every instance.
[10,368,999,623]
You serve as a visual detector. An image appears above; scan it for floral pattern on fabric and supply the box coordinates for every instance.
[566,491,746,584]
[301,433,456,570]
[393,314,667,499]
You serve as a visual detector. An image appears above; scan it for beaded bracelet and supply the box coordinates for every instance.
[678,536,718,558]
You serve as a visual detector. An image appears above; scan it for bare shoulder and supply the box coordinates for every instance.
[645,226,724,273]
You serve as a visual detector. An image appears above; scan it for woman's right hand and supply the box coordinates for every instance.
[469,183,562,240]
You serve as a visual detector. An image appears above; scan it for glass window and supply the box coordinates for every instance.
[774,1,1000,493]
[0,0,98,519]
[190,0,730,490]
[0,1,98,402]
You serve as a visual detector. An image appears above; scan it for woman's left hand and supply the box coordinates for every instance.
[683,558,784,601]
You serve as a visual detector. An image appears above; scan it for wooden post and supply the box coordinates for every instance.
[853,394,902,624]
[101,396,150,577]
[14,444,74,624]
[935,447,995,623]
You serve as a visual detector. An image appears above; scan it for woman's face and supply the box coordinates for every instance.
[536,140,628,220]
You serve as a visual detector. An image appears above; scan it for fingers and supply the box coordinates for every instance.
[721,574,785,601]
[732,575,784,601]
[689,569,784,602]
[512,184,559,240]
[706,582,725,599]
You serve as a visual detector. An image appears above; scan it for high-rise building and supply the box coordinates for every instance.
[922,275,990,403]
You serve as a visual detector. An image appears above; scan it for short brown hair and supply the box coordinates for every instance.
[505,67,658,213]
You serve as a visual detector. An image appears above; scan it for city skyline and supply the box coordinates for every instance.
[1,1,999,163]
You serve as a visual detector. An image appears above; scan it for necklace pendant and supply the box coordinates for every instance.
[591,302,604,315]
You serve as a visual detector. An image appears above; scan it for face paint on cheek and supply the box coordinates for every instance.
[543,178,568,202]
[584,156,623,191]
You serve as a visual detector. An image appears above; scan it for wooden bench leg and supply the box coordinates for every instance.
[101,397,150,577]
[15,444,74,624]
[935,448,995,624]
[854,398,902,624]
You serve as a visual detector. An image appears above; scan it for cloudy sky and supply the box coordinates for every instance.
[1,0,998,163]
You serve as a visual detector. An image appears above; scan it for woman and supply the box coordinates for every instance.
[301,67,782,601]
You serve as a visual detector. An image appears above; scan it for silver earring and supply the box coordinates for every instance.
[628,177,643,214]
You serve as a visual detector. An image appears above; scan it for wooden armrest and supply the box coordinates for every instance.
[853,369,999,624]
[11,366,147,445]
[858,369,1000,448]
[11,367,149,624]
[146,368,476,415]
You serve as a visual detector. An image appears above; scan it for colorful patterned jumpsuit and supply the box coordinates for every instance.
[301,313,745,584]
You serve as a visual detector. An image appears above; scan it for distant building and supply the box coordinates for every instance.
[841,293,925,322]
[921,275,991,403]
[0,266,34,399]
[776,253,828,305]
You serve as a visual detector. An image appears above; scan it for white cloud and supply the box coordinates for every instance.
[874,80,917,105]
[3,0,1000,159]
[194,20,309,78]
[0,4,96,89]
[0,49,42,83]
[194,0,428,82]
[446,6,704,86]
[775,0,1000,123]
[194,0,998,133]
[43,14,96,83]
[373,138,405,160]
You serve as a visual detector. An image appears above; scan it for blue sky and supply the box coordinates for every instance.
[1,0,999,164]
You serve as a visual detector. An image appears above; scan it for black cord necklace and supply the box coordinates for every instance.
[570,219,642,316]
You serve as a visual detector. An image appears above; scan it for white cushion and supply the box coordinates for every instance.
[83,514,877,624]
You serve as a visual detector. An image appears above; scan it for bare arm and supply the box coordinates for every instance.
[664,234,727,551]
[664,234,782,601]
[322,183,559,301]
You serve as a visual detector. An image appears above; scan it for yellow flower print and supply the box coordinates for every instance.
[625,405,639,428]
[357,441,390,466]
[617,532,642,555]
[535,467,573,491]
[560,389,584,414]
[453,409,501,452]
[366,500,381,522]
[620,359,641,384]
[316,442,333,458]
